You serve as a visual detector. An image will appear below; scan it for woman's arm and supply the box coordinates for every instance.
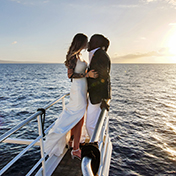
[68,67,88,78]
[67,56,86,78]
[67,57,97,79]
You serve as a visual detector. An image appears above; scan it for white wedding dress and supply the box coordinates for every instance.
[44,59,87,156]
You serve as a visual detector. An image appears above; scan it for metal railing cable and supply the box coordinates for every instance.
[0,111,41,143]
[0,93,69,143]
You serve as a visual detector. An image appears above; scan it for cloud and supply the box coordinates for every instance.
[146,0,156,2]
[142,0,176,7]
[43,0,50,3]
[141,0,157,3]
[12,41,17,44]
[11,0,50,5]
[115,51,159,60]
[116,4,139,8]
[140,37,146,40]
[168,0,176,6]
[11,0,139,9]
[169,23,176,26]
[114,49,172,61]
[10,0,176,8]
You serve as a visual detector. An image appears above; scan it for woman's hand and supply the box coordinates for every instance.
[87,70,98,78]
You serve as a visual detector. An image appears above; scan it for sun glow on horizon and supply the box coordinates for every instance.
[161,27,176,63]
[168,32,176,56]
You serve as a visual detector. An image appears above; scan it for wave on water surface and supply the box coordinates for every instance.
[0,64,176,175]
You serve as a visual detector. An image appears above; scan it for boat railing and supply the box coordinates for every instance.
[0,94,112,176]
[81,100,112,176]
[0,93,69,176]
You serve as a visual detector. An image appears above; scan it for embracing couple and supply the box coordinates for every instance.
[45,33,111,160]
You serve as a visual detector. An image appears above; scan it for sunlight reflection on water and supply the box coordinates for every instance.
[0,64,176,175]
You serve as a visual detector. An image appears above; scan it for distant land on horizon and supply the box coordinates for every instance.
[0,60,21,63]
[0,60,52,64]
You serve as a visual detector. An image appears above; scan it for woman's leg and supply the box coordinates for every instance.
[73,117,84,149]
[72,117,84,158]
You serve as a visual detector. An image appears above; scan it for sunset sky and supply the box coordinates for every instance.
[1,0,176,63]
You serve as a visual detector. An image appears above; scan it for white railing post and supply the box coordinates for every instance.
[37,115,46,176]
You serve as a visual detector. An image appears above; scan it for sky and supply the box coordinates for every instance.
[1,0,176,63]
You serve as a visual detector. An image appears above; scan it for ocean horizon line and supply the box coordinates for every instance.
[1,60,176,65]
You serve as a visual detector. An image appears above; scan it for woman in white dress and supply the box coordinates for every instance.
[45,33,98,159]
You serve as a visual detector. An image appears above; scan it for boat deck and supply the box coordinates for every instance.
[52,149,82,176]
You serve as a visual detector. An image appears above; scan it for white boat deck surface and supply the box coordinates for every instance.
[51,149,82,176]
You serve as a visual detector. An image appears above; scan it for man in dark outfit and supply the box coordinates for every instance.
[86,34,111,138]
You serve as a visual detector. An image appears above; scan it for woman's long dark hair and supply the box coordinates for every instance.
[65,33,88,67]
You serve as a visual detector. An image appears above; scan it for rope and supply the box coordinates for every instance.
[37,108,46,137]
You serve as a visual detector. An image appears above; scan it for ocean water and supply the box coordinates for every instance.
[0,64,176,176]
